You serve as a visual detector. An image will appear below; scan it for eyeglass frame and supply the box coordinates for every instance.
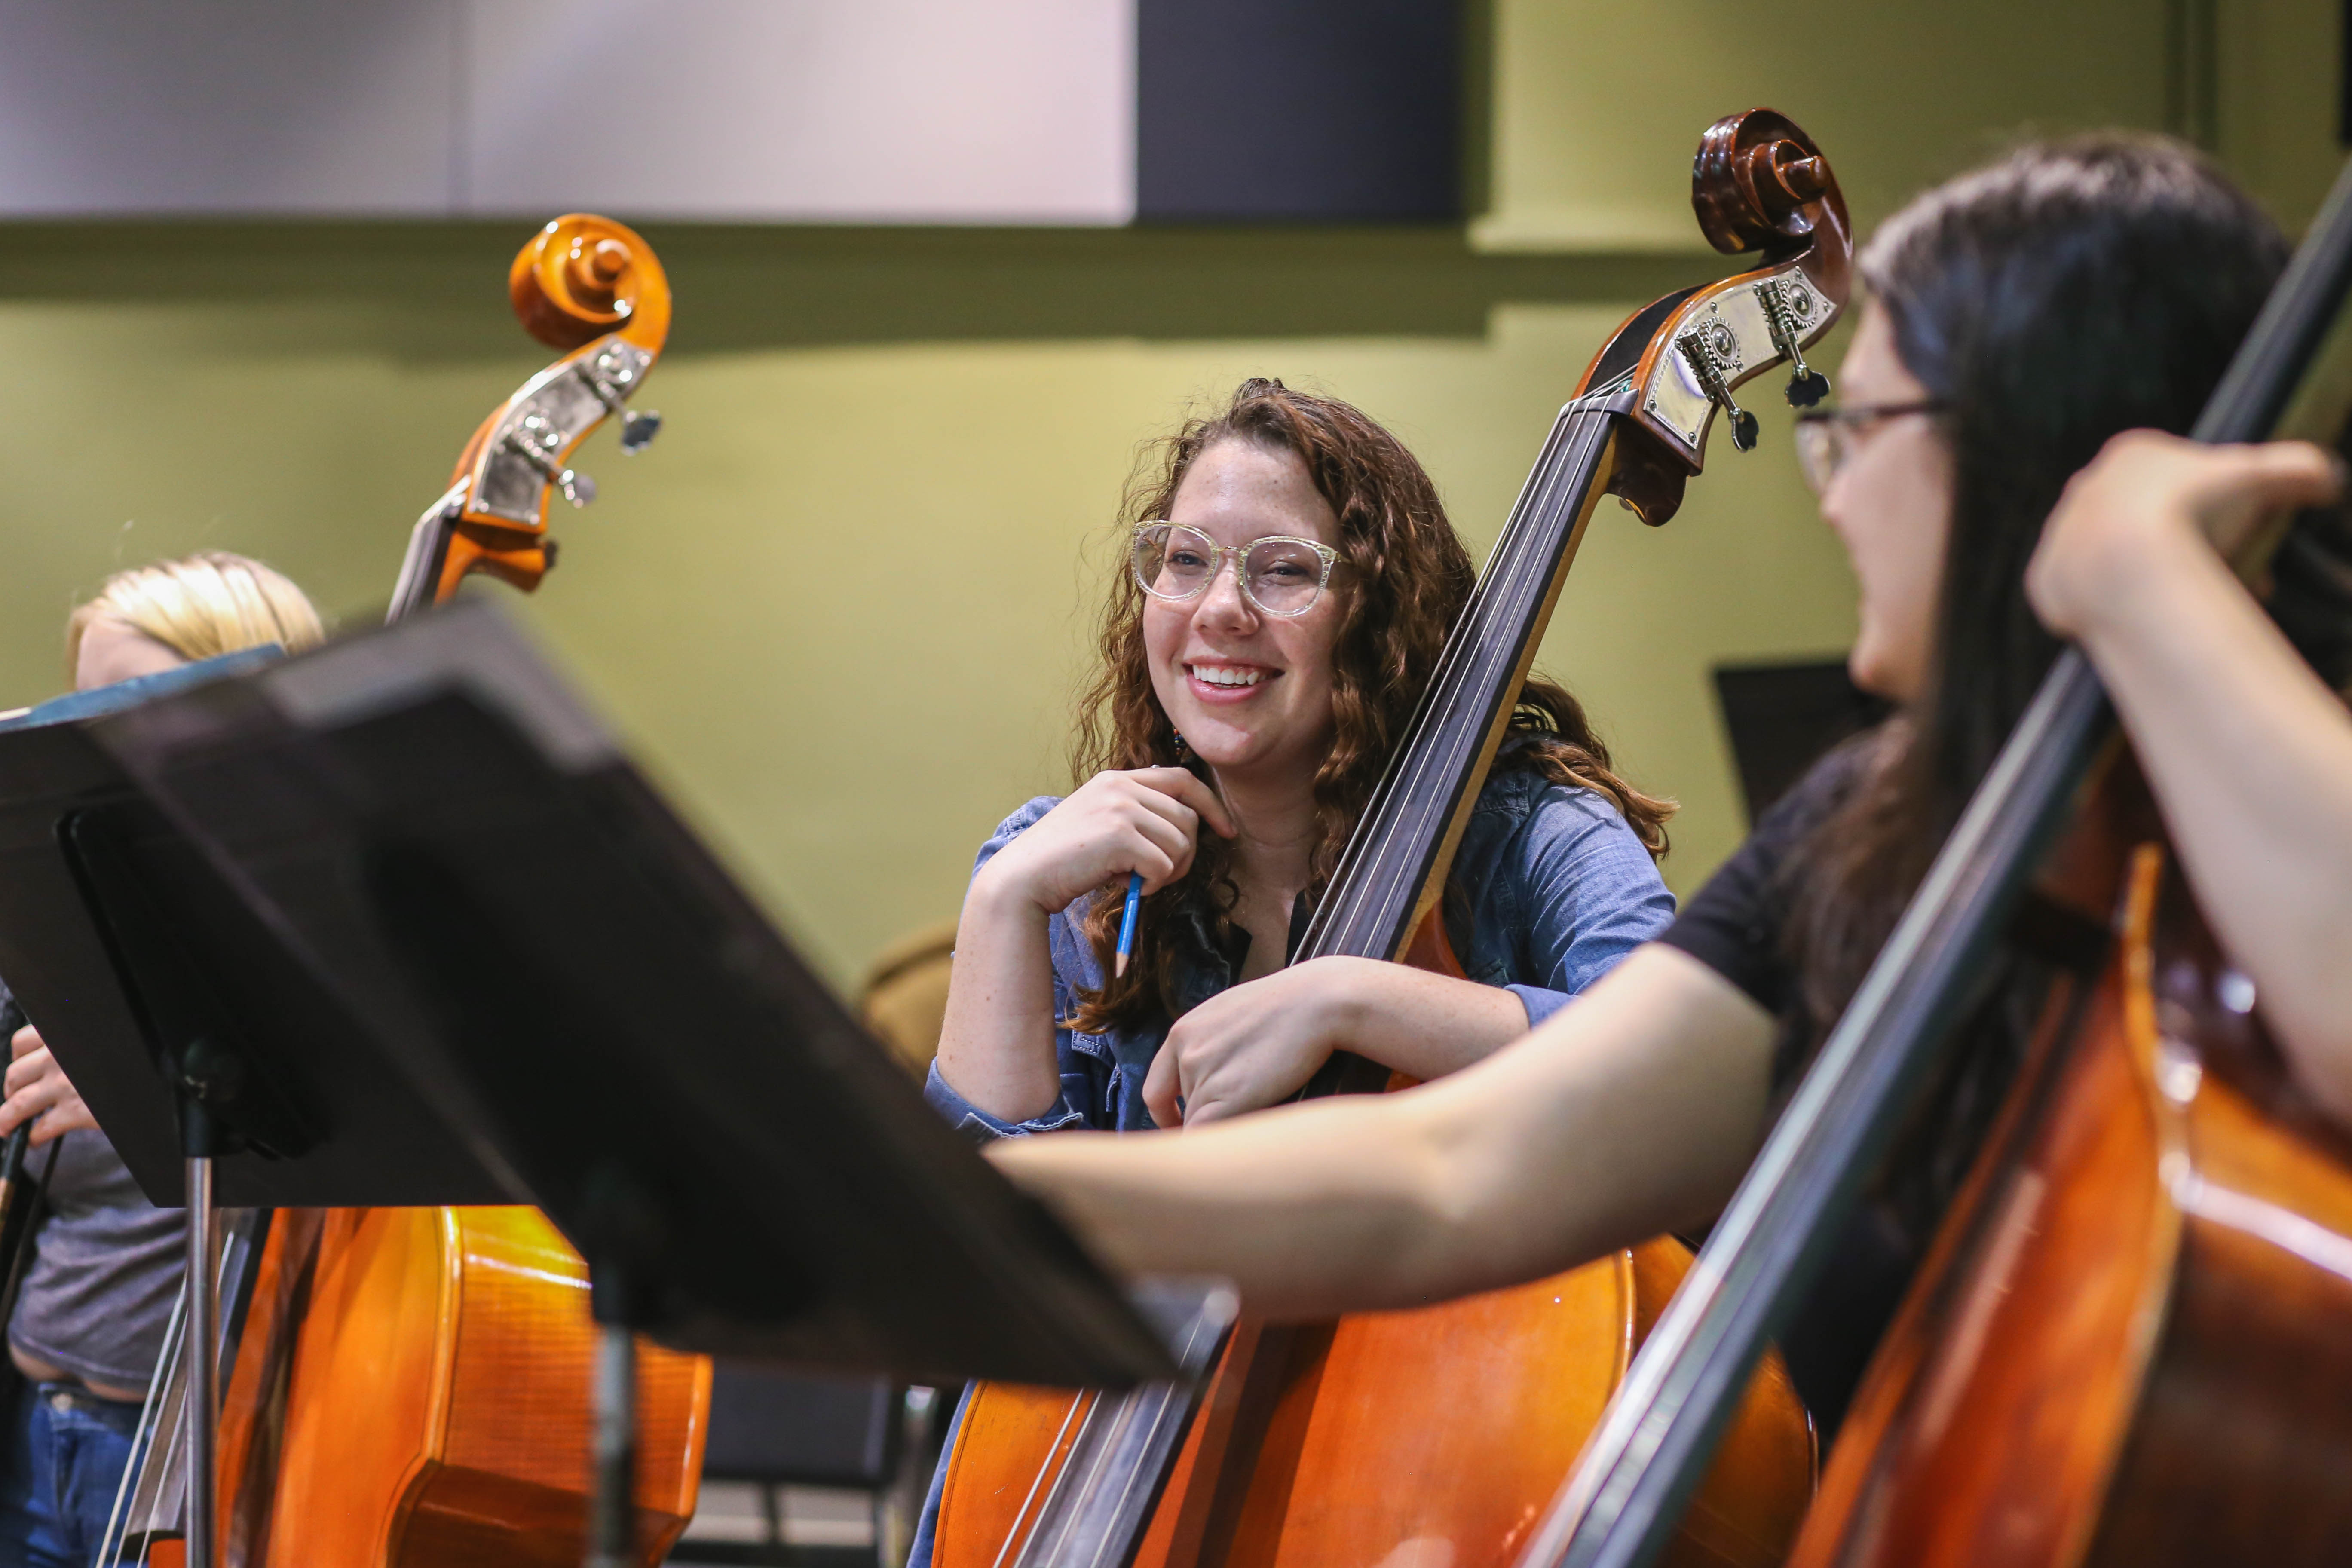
[1792,399,1949,493]
[1130,521,1343,618]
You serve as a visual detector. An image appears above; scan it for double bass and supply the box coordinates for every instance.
[935,109,1847,1568]
[97,214,711,1568]
[1521,148,2352,1568]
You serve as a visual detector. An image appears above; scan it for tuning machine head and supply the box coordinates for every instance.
[1757,279,1831,408]
[582,345,663,453]
[507,413,599,507]
[1676,329,1760,454]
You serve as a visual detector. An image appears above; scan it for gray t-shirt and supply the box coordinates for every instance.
[0,970,181,1393]
[6,1126,182,1392]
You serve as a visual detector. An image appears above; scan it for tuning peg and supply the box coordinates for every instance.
[558,469,597,507]
[619,410,662,453]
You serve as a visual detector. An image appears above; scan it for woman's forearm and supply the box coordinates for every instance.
[2078,531,2352,1119]
[1335,963,1533,1082]
[934,873,1066,1121]
[992,946,1778,1317]
[990,1090,1464,1317]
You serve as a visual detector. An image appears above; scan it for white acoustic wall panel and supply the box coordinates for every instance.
[0,0,459,216]
[464,0,1135,223]
[0,0,1134,222]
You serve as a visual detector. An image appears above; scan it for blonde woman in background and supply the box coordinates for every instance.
[0,553,321,1568]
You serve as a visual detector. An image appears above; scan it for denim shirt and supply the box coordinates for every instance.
[922,760,1676,1138]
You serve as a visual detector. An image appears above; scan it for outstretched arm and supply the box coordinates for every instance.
[992,944,1776,1317]
[2030,430,2352,1124]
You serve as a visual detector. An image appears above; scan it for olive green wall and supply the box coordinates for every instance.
[0,0,2338,988]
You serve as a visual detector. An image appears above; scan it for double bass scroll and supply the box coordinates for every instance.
[1596,109,1848,530]
[388,213,671,621]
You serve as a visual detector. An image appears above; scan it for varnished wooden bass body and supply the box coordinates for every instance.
[946,1238,1809,1568]
[218,1208,709,1568]
[936,109,1854,1568]
[1791,846,2352,1567]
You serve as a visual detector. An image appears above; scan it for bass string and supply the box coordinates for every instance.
[97,1270,190,1567]
[1309,417,1596,961]
[1004,1377,1195,1568]
[1027,1381,1187,1568]
[998,1390,1100,1568]
[1302,407,1586,958]
[1306,407,1616,964]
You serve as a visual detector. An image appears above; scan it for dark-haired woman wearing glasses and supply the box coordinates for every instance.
[928,379,1678,1140]
[986,135,2319,1449]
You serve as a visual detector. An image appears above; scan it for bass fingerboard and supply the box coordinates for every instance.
[1297,401,1621,971]
[386,481,470,625]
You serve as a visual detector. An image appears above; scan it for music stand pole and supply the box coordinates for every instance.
[178,1082,229,1568]
[183,1148,217,1568]
[588,1308,637,1568]
[585,1203,649,1568]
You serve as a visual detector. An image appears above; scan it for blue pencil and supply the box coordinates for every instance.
[1114,870,1144,978]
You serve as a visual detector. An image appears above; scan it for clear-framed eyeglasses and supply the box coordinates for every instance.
[1131,522,1340,617]
[1793,400,1948,494]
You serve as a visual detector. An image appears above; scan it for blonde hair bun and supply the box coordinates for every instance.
[67,551,325,675]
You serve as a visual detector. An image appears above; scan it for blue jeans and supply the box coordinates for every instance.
[0,1379,142,1568]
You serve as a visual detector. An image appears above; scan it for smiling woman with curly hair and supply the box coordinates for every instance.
[926,377,1677,1142]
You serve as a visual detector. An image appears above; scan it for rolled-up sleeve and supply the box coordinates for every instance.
[924,795,1125,1138]
[1505,981,1573,1030]
[1509,788,1678,1020]
[922,1058,1090,1141]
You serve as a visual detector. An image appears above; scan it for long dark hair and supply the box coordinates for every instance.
[1787,135,2287,1201]
[1069,378,1672,1033]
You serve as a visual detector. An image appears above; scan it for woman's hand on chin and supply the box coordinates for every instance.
[975,766,1235,918]
[1143,956,1377,1127]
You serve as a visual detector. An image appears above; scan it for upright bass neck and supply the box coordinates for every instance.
[1297,404,1621,966]
[1302,110,1850,981]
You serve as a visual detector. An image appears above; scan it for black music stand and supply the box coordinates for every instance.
[0,650,527,1568]
[80,603,1218,1568]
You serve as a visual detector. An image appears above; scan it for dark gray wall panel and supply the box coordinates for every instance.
[1136,0,1459,223]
